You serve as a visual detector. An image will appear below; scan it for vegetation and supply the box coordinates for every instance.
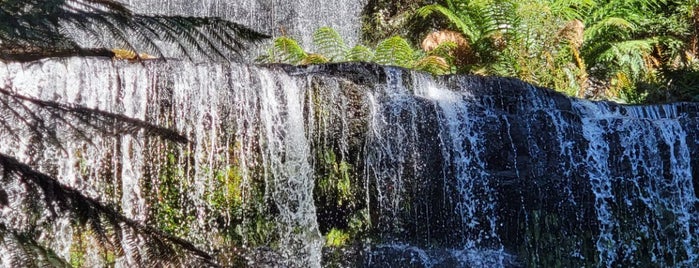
[264,0,699,103]
[0,0,268,61]
[258,27,453,75]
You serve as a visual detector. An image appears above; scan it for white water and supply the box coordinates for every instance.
[364,69,509,265]
[574,101,699,266]
[1,59,698,266]
[117,0,367,57]
[0,58,323,267]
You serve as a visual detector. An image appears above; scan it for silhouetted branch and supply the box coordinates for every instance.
[0,0,269,62]
[0,87,189,144]
[0,153,219,267]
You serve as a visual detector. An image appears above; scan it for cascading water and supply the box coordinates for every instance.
[116,0,367,53]
[574,101,699,266]
[1,60,698,267]
[0,58,323,267]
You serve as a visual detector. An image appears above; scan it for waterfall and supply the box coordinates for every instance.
[0,59,323,267]
[1,60,698,267]
[117,0,367,54]
[575,101,699,266]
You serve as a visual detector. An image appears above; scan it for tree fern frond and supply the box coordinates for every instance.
[346,45,374,62]
[584,17,634,41]
[426,40,457,58]
[374,36,415,68]
[413,55,451,75]
[0,153,220,267]
[597,38,658,79]
[301,53,329,65]
[0,0,269,62]
[313,27,347,62]
[0,87,189,144]
[272,36,307,64]
[416,4,476,42]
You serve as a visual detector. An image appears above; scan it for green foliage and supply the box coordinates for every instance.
[313,27,348,61]
[155,152,194,238]
[325,228,350,247]
[317,150,354,207]
[408,0,699,102]
[374,36,415,67]
[347,45,374,62]
[269,37,308,64]
[259,27,452,75]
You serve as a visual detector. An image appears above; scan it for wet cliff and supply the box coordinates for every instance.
[0,59,697,267]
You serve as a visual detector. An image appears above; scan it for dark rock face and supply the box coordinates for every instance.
[284,63,699,267]
[1,60,698,267]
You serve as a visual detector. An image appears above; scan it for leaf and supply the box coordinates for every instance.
[414,55,451,75]
[374,36,415,68]
[312,27,347,61]
[346,45,374,62]
[416,4,476,42]
[301,53,329,65]
[272,36,308,64]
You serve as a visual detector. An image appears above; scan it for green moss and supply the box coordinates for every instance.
[325,228,350,247]
[69,234,86,268]
[154,151,193,237]
[208,166,244,210]
[316,149,355,207]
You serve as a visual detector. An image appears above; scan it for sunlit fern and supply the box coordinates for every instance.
[346,45,374,62]
[313,27,347,62]
[0,0,269,62]
[259,27,452,75]
[373,36,415,67]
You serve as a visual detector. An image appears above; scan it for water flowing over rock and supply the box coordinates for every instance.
[0,59,698,267]
[117,0,367,53]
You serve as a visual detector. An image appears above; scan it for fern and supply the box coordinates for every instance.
[272,36,308,64]
[346,45,374,62]
[414,55,451,75]
[301,53,330,65]
[313,27,347,62]
[0,0,268,61]
[597,38,657,79]
[374,36,415,68]
[417,4,476,42]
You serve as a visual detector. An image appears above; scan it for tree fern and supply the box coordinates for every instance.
[417,4,476,43]
[0,153,219,267]
[374,36,415,68]
[313,27,347,62]
[597,38,658,79]
[0,0,268,62]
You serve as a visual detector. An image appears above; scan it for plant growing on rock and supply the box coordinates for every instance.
[259,26,453,75]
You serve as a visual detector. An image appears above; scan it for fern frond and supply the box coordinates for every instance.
[374,36,415,68]
[0,0,269,61]
[584,17,634,41]
[413,55,451,75]
[346,45,374,62]
[597,38,658,79]
[416,4,476,42]
[426,40,457,59]
[0,153,219,267]
[272,37,308,64]
[313,27,347,62]
[301,53,329,65]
